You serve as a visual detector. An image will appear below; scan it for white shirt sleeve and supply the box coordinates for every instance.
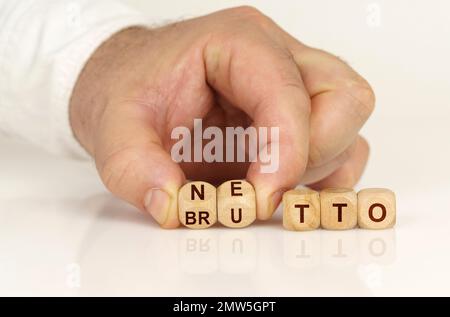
[0,0,150,159]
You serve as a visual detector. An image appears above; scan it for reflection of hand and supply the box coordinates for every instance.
[70,7,374,228]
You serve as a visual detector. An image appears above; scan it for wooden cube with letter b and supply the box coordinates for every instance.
[179,181,217,229]
[217,180,256,228]
[282,188,320,231]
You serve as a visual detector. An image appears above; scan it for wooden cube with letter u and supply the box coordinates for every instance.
[217,180,256,228]
[179,181,217,229]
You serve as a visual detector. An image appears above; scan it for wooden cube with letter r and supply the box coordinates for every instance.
[179,181,217,229]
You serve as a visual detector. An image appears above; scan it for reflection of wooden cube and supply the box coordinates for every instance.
[320,230,358,266]
[282,189,320,231]
[357,188,396,229]
[357,228,396,264]
[178,181,217,229]
[217,180,256,228]
[283,231,321,269]
[320,188,357,230]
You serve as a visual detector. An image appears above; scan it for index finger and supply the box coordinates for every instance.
[203,13,311,219]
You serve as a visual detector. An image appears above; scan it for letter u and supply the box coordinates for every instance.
[231,208,242,223]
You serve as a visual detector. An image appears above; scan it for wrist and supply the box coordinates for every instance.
[69,27,154,155]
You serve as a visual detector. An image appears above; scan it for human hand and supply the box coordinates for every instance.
[70,6,374,228]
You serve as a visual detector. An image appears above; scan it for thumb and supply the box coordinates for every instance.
[94,104,185,228]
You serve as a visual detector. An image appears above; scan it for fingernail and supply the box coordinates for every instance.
[144,188,170,225]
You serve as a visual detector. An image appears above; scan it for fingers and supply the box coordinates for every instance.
[203,11,311,220]
[286,38,375,168]
[300,138,358,185]
[307,136,370,189]
[94,103,185,228]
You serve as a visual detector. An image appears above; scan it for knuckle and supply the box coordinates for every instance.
[284,81,312,114]
[231,5,271,26]
[98,146,140,194]
[346,79,376,120]
[232,5,263,17]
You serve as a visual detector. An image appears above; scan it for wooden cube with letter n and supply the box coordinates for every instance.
[282,188,320,231]
[217,180,256,228]
[179,181,217,229]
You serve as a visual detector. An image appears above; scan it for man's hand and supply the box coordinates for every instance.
[69,6,374,228]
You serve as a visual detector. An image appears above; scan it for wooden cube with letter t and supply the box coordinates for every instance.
[179,181,217,229]
[282,188,320,231]
[320,188,357,230]
[217,180,256,228]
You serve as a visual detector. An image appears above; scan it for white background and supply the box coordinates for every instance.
[1,0,450,296]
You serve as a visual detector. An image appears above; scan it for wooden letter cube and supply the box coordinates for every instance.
[179,181,217,229]
[283,189,320,231]
[320,188,357,230]
[217,180,256,228]
[358,188,396,229]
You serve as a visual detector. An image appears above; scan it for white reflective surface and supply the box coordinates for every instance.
[1,116,450,296]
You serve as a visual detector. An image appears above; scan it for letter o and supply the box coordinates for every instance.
[368,203,386,222]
